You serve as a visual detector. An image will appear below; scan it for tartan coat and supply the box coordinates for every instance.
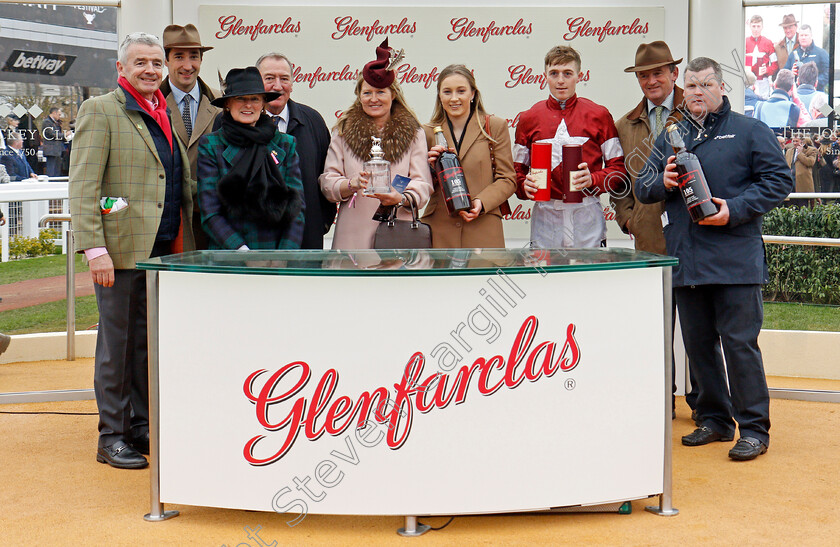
[196,129,306,250]
[69,87,195,269]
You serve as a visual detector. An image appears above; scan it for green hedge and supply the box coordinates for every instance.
[763,203,840,305]
[8,228,61,259]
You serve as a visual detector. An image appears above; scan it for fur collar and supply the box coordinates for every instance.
[340,102,420,163]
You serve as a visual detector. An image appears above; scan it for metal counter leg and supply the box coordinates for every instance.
[397,516,430,537]
[143,270,179,522]
[646,266,679,517]
[66,229,75,361]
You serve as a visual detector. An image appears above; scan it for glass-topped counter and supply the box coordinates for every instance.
[137,248,677,277]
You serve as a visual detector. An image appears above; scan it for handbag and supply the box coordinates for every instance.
[485,115,512,217]
[373,193,432,249]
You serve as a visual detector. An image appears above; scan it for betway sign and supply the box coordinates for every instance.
[2,50,75,76]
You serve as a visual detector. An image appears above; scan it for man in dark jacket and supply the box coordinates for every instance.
[256,53,335,249]
[636,57,792,461]
[783,24,830,92]
[1,132,36,180]
[41,107,65,177]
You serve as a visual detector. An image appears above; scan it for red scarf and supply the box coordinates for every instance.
[118,76,173,150]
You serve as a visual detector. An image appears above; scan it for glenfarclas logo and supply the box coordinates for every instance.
[447,17,533,43]
[564,17,649,43]
[506,65,590,89]
[292,65,360,90]
[2,50,75,76]
[215,15,301,41]
[396,64,439,89]
[331,16,417,41]
[505,113,521,130]
[503,203,531,221]
[242,316,580,465]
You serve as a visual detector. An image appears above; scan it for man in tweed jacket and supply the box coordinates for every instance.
[69,33,194,469]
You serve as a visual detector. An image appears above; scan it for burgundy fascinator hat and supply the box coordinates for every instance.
[362,38,405,88]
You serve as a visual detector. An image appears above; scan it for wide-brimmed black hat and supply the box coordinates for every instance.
[211,66,279,107]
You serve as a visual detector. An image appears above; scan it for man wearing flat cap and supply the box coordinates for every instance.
[612,41,702,419]
[160,23,220,249]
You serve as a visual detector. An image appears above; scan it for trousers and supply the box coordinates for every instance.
[674,284,770,444]
[530,197,606,248]
[93,269,150,447]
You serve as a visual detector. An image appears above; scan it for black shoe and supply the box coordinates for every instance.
[681,426,734,446]
[728,437,768,461]
[96,440,148,469]
[130,431,150,455]
[691,409,700,426]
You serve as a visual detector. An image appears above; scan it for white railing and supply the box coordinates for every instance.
[762,217,840,404]
[0,177,69,262]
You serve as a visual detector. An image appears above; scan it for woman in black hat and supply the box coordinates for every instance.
[319,39,432,249]
[197,66,305,250]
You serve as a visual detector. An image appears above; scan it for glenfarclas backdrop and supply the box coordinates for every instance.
[157,268,665,514]
[197,6,666,241]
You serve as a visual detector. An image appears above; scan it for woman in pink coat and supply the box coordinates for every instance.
[319,39,432,249]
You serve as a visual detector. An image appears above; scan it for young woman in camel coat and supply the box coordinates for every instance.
[424,64,517,248]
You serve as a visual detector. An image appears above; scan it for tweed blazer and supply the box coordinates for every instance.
[69,88,195,269]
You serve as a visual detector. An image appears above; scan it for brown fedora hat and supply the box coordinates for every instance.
[624,41,683,73]
[163,23,213,52]
[779,14,798,27]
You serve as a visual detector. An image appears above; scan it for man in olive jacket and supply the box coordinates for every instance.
[69,33,195,470]
[612,41,684,255]
[612,41,699,417]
